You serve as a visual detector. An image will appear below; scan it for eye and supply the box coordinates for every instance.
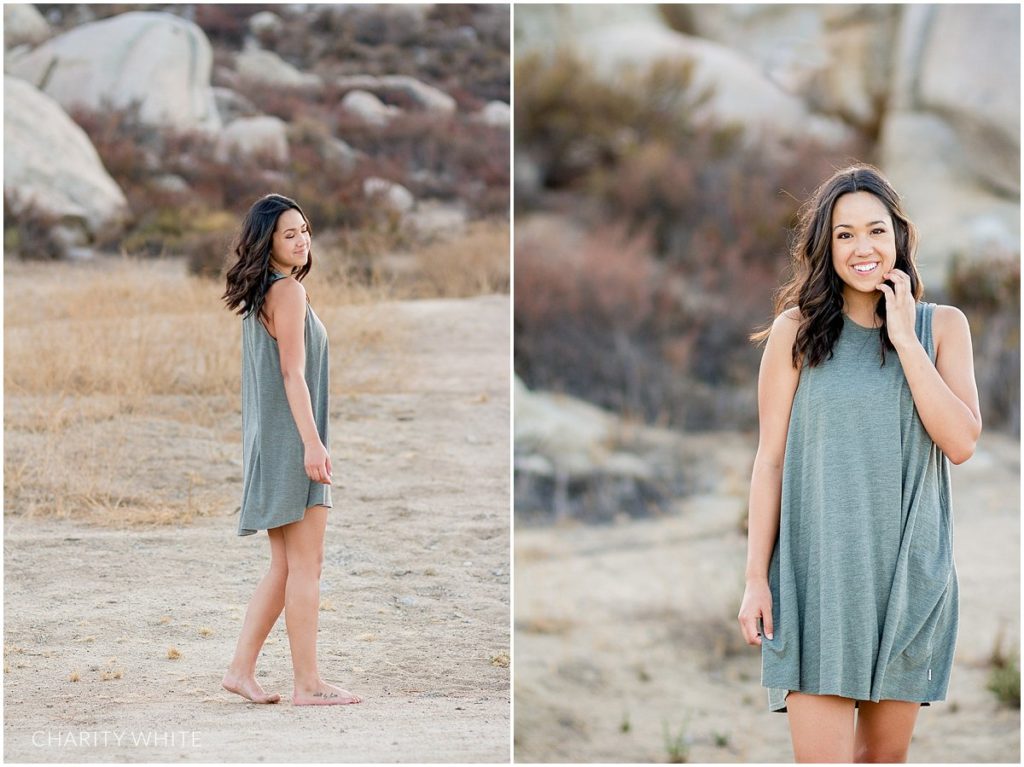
[872,227,886,235]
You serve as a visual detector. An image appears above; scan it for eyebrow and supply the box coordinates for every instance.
[281,224,308,233]
[833,220,887,231]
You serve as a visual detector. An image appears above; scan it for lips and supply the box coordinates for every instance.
[852,262,879,274]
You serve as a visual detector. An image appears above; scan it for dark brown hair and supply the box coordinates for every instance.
[221,193,313,324]
[752,163,922,367]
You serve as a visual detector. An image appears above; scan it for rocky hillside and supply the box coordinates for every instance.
[4,4,510,274]
[514,4,1019,465]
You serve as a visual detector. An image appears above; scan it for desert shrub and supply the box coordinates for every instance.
[947,251,1020,435]
[3,192,66,260]
[514,50,861,429]
[194,4,274,47]
[54,6,508,283]
[986,627,1022,708]
[330,111,509,219]
[412,219,510,297]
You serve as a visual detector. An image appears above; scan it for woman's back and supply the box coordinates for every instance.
[239,272,332,536]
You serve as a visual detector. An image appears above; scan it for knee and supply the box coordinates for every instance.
[287,550,323,582]
[855,745,909,763]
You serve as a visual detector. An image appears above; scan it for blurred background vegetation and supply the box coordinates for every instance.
[514,4,1018,442]
[4,3,510,297]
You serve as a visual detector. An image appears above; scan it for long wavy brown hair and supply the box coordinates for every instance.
[752,164,922,367]
[221,193,314,324]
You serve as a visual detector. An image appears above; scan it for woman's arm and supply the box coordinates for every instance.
[877,270,982,464]
[738,308,801,646]
[270,280,332,484]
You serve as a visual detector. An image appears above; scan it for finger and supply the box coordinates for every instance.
[326,455,333,477]
[887,270,910,299]
[876,283,894,301]
[762,609,774,639]
[747,616,762,646]
[737,614,756,645]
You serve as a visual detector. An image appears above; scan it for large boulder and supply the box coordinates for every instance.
[877,4,1020,281]
[334,75,456,117]
[516,5,851,148]
[363,177,414,213]
[216,116,289,164]
[339,89,402,127]
[879,112,1019,289]
[913,4,1019,196]
[247,10,283,44]
[234,46,321,91]
[6,11,220,132]
[474,100,510,128]
[513,376,690,522]
[661,5,899,130]
[3,76,129,237]
[4,4,51,49]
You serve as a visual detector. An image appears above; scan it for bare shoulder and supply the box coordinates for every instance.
[772,307,803,342]
[264,277,306,312]
[931,303,971,344]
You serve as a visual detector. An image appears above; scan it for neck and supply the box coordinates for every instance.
[843,291,881,326]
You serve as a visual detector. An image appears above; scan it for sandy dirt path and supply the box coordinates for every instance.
[514,431,1019,763]
[4,293,510,763]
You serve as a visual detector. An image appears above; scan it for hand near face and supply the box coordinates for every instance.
[875,268,917,350]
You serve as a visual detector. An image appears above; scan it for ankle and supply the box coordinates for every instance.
[293,676,321,691]
[226,664,255,679]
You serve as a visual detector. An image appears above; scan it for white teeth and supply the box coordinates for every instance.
[853,263,878,273]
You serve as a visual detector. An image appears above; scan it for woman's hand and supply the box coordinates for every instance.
[738,578,774,646]
[876,268,918,350]
[304,439,333,484]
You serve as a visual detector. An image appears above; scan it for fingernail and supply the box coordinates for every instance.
[767,632,773,639]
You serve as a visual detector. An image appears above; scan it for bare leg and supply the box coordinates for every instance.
[222,527,287,703]
[787,691,856,762]
[282,505,361,706]
[853,699,920,762]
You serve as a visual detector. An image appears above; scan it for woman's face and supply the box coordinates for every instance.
[269,208,311,274]
[829,191,897,299]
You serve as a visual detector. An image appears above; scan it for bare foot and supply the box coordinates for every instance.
[222,671,281,704]
[292,679,362,706]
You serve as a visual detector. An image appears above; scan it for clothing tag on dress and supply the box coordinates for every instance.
[928,668,932,680]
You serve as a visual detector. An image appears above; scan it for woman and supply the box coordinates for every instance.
[737,165,981,761]
[220,193,361,706]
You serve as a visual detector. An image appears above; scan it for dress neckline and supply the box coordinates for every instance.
[843,313,881,332]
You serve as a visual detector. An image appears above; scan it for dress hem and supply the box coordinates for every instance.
[236,500,333,537]
[765,684,940,713]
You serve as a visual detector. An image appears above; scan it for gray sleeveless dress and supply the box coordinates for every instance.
[238,271,332,536]
[761,302,957,712]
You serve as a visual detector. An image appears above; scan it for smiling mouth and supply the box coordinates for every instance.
[853,262,879,274]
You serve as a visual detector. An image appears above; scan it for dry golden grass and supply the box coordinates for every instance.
[3,254,405,528]
[410,219,510,298]
[5,223,506,529]
[166,646,181,660]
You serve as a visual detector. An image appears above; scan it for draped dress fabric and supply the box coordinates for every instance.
[761,302,957,713]
[238,271,332,536]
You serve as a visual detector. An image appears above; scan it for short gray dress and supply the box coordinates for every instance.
[238,271,332,536]
[761,302,957,712]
